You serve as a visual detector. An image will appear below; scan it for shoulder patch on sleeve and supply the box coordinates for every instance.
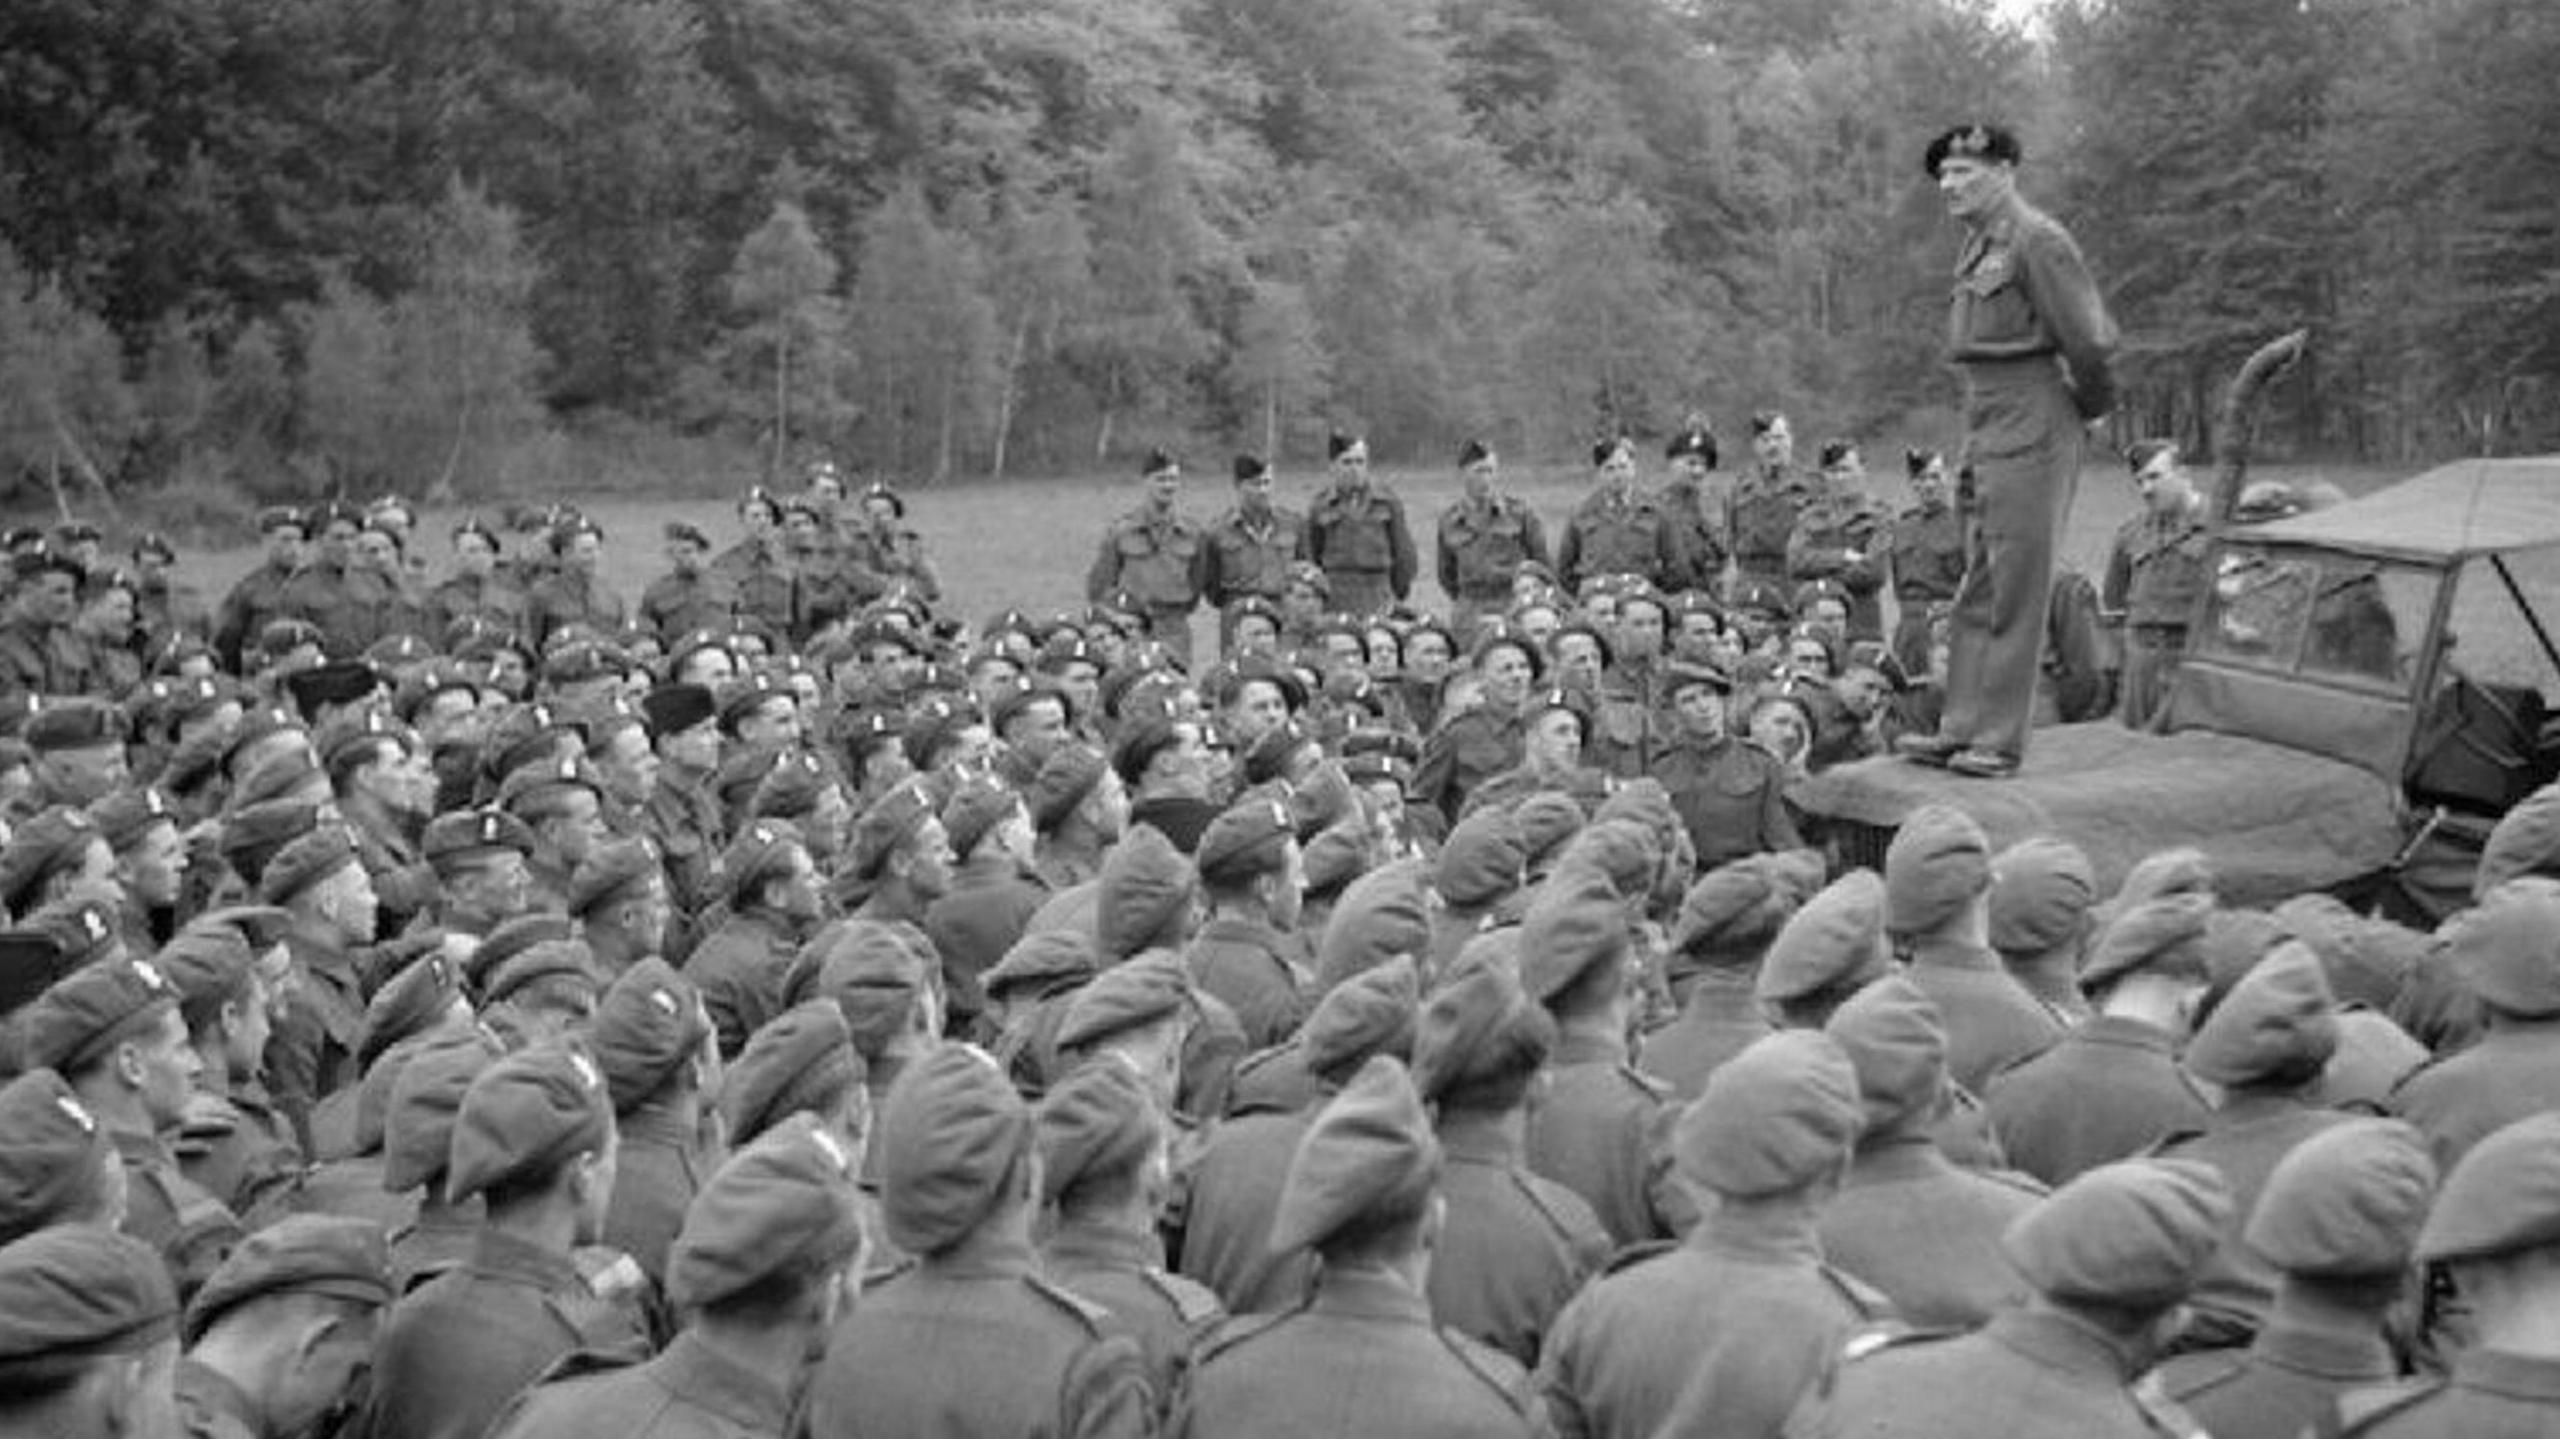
[1817,1263,1897,1321]
[1143,1267,1227,1328]
[2149,1348,2249,1403]
[1601,1238,1678,1276]
[1435,1324,1539,1415]
[1024,1271,1116,1333]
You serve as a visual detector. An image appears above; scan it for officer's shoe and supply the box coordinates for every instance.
[1893,732,1965,766]
[1946,748,2021,779]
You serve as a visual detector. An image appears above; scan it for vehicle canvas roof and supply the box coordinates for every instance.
[2245,456,2560,562]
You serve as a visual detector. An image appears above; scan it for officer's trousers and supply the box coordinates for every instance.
[1940,361,2082,761]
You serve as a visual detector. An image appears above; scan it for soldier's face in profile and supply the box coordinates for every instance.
[1937,154,2013,221]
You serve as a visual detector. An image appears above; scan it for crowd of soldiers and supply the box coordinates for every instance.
[0,421,2552,1439]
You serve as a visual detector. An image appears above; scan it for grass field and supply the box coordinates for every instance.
[160,453,2560,685]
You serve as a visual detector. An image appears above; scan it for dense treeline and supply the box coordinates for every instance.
[0,0,2545,506]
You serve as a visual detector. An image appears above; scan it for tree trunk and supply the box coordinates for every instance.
[771,329,791,483]
[1262,381,1279,460]
[989,319,1030,481]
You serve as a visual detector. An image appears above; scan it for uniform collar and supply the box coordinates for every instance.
[1553,1022,1627,1067]
[1982,1306,2143,1381]
[1308,1262,1432,1322]
[2248,1316,2395,1382]
[2454,1347,2560,1401]
[467,1225,584,1291]
[649,1331,794,1433]
[1905,934,2005,973]
[1847,1132,1957,1178]
[1434,1106,1523,1165]
[919,1227,1040,1281]
[1042,1214,1166,1274]
[177,1359,260,1436]
[2076,1012,2178,1054]
[1692,1203,1824,1265]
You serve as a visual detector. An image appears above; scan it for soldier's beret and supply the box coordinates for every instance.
[877,1044,1034,1254]
[422,808,536,868]
[984,928,1102,1005]
[381,1030,501,1195]
[359,953,465,1071]
[1037,1057,1161,1205]
[940,775,1018,862]
[2271,896,2420,1014]
[1324,431,1366,463]
[1755,870,1889,1007]
[23,699,122,753]
[1824,974,1950,1133]
[591,959,708,1114]
[0,807,101,915]
[567,837,662,919]
[1097,825,1194,961]
[2247,1118,2436,1279]
[216,801,317,888]
[1412,955,1552,1103]
[153,925,257,1010]
[445,1043,615,1204]
[2448,877,2560,1018]
[462,912,574,994]
[0,1227,178,1374]
[497,753,602,816]
[1589,435,1634,468]
[1195,795,1295,888]
[668,1114,864,1310]
[1520,686,1590,736]
[1270,1054,1437,1254]
[0,1070,116,1246]
[2003,1158,2231,1309]
[1554,819,1659,905]
[1232,453,1273,483]
[1665,427,1717,465]
[236,746,329,811]
[1518,866,1629,1004]
[1511,791,1585,873]
[282,661,386,716]
[1921,121,2022,178]
[1302,954,1421,1086]
[2476,779,2560,896]
[721,999,862,1145]
[1026,744,1108,833]
[254,617,325,660]
[2418,1111,2560,1264]
[184,1214,390,1344]
[1882,804,1990,935]
[362,633,437,670]
[2114,846,2215,908]
[1140,447,1179,478]
[483,938,599,1009]
[1673,1029,1861,1198]
[1658,659,1731,700]
[258,827,365,910]
[848,780,937,882]
[721,819,807,908]
[24,883,122,970]
[639,682,718,739]
[1434,807,1526,911]
[1315,857,1431,990]
[1670,851,1823,971]
[718,673,797,735]
[1986,836,2097,956]
[257,505,307,534]
[1057,949,1191,1052]
[2186,941,2338,1087]
[20,957,179,1075]
[1108,718,1184,790]
[1300,816,1372,902]
[988,681,1068,736]
[85,787,176,852]
[2078,893,2215,995]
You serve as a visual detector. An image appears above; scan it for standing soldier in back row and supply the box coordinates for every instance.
[1557,436,1681,596]
[1657,423,1728,595]
[1303,432,1417,618]
[1788,439,1891,643]
[1087,448,1206,670]
[1885,448,1966,675]
[2099,439,2211,731]
[1728,412,1814,593]
[1436,440,1548,640]
[1201,454,1306,658]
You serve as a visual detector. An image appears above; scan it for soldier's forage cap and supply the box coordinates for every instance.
[721,999,861,1145]
[444,1043,614,1204]
[259,827,362,907]
[2417,1112,2560,1264]
[0,1070,116,1246]
[1038,1057,1162,1205]
[0,806,102,914]
[2449,877,2560,1018]
[2247,1118,2437,1278]
[2078,893,2215,995]
[1028,743,1108,831]
[359,953,464,1071]
[1755,870,1889,1006]
[464,912,576,992]
[2271,896,2421,1014]
[25,884,121,970]
[1922,121,2022,178]
[1988,836,2098,955]
[1671,850,1824,969]
[1673,1030,1862,1198]
[984,928,1101,1003]
[569,836,662,918]
[380,1030,500,1193]
[1271,1055,1437,1254]
[1300,816,1371,901]
[1883,804,1991,935]
[848,780,937,882]
[2115,847,2215,908]
[1057,949,1190,1052]
[86,787,175,852]
[1241,720,1318,789]
[1302,954,1421,1085]
[282,661,386,715]
[484,939,598,1009]
[422,808,535,868]
[1234,452,1275,482]
[497,753,602,814]
[877,1044,1034,1255]
[183,1214,390,1344]
[1519,866,1629,1003]
[640,682,718,739]
[941,775,1018,862]
[1434,808,1526,911]
[153,925,256,1009]
[2476,779,2560,896]
[668,1113,865,1310]
[1512,791,1585,872]
[592,959,708,1114]
[2186,941,2339,1086]
[23,699,122,753]
[1195,795,1294,887]
[20,958,178,1075]
[721,819,807,908]
[1824,975,1949,1133]
[236,747,327,810]
[0,1228,178,1373]
[1315,857,1430,990]
[1412,954,1552,1102]
[1097,825,1193,961]
[2002,1158,2230,1309]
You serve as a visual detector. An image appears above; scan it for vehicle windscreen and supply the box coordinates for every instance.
[2195,543,2438,695]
